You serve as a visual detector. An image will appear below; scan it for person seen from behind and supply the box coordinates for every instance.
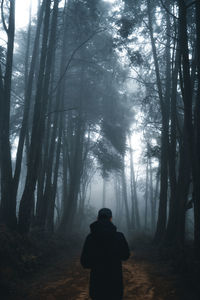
[80,208,130,300]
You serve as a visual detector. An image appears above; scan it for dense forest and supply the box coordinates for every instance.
[1,0,200,298]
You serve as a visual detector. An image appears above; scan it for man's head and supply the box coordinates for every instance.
[97,208,112,221]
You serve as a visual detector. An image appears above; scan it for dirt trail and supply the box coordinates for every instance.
[20,251,181,300]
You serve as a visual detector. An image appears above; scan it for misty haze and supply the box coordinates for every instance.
[0,0,200,299]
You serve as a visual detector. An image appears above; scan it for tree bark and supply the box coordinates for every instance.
[129,135,140,230]
[149,157,155,233]
[147,0,169,242]
[121,161,131,232]
[193,0,200,259]
[175,0,193,246]
[58,116,85,234]
[165,33,180,243]
[18,0,52,234]
[46,113,63,232]
[145,159,149,230]
[12,1,45,209]
[0,0,16,228]
[35,0,59,229]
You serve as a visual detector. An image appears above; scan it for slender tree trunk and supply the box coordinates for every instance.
[18,0,52,234]
[193,0,200,259]
[129,151,135,230]
[175,0,193,246]
[12,2,45,204]
[155,3,171,240]
[149,158,155,233]
[165,35,180,243]
[23,3,32,168]
[114,174,120,222]
[0,65,4,171]
[58,116,85,234]
[35,64,56,223]
[0,0,16,228]
[129,136,140,230]
[46,113,63,232]
[121,161,131,232]
[35,0,59,229]
[145,159,149,230]
[60,132,69,229]
[147,0,169,242]
[154,173,159,220]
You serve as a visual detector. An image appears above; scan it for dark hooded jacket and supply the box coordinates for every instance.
[80,219,130,300]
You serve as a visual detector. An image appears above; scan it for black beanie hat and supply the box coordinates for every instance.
[98,208,112,220]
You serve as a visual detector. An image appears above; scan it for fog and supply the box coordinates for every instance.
[2,1,200,299]
[0,0,199,256]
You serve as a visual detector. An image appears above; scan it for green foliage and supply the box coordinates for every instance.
[145,143,160,159]
[0,46,6,65]
[93,140,123,177]
[129,51,144,66]
[102,121,126,156]
[118,17,135,39]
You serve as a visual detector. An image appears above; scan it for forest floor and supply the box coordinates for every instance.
[8,241,200,300]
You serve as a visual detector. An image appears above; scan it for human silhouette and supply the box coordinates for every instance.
[80,208,130,300]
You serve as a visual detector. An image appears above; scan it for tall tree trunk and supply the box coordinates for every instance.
[12,1,45,209]
[46,113,63,232]
[114,174,121,222]
[0,0,16,228]
[175,0,193,246]
[129,135,140,230]
[58,116,85,234]
[193,0,200,259]
[145,159,149,230]
[35,65,56,225]
[156,2,171,240]
[147,0,169,242]
[165,34,180,243]
[35,0,59,229]
[18,0,52,234]
[149,157,155,233]
[121,161,131,232]
[154,173,159,221]
[58,130,69,232]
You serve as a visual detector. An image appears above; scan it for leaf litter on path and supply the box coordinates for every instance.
[20,251,182,300]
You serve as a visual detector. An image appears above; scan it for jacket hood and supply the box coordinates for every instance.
[90,219,117,236]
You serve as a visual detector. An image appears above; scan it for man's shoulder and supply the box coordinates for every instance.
[85,233,92,240]
[116,231,125,236]
[115,231,126,240]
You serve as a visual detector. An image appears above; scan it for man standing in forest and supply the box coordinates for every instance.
[80,208,130,300]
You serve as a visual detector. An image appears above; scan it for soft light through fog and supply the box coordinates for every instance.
[15,0,38,28]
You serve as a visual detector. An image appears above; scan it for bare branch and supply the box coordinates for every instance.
[51,29,105,95]
[1,0,8,34]
[46,107,78,117]
[160,0,178,19]
[186,0,196,8]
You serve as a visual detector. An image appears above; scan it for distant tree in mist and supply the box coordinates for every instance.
[1,0,200,260]
[116,0,200,257]
[0,0,134,236]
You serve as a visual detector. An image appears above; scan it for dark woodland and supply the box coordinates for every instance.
[0,0,200,299]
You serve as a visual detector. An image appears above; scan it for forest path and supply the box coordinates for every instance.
[21,250,184,300]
